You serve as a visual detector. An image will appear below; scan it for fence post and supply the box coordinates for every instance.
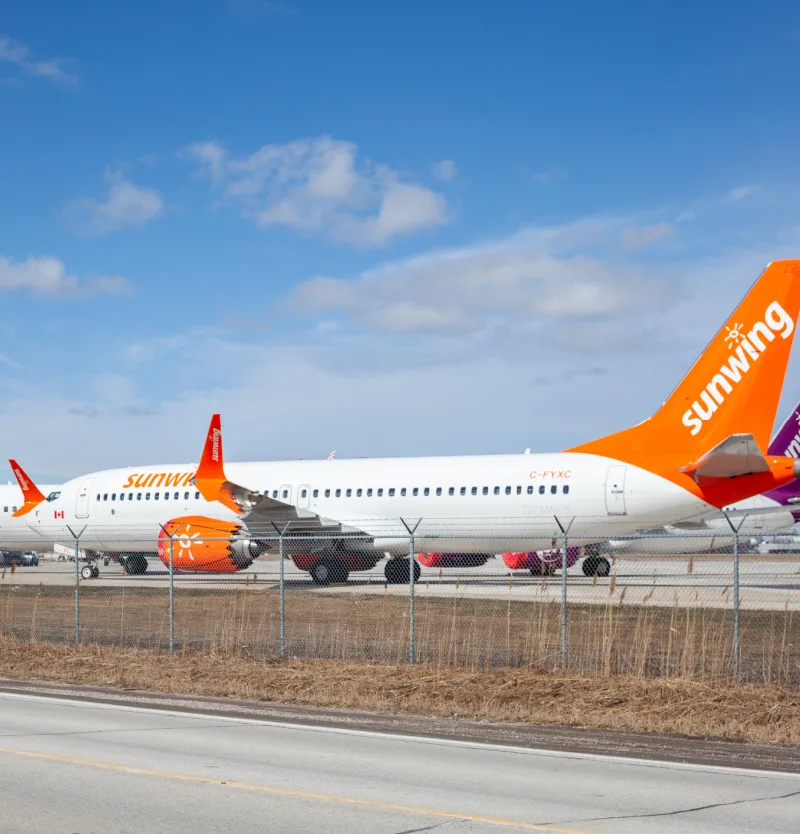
[271,522,291,659]
[554,516,575,669]
[723,511,746,680]
[400,518,422,665]
[158,525,176,651]
[67,526,85,645]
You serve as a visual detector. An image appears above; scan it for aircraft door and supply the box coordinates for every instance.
[604,466,627,515]
[297,484,311,509]
[75,478,95,518]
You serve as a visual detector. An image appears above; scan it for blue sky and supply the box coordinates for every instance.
[3,0,800,481]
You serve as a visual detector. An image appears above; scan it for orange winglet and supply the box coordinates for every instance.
[9,459,46,517]
[193,414,242,515]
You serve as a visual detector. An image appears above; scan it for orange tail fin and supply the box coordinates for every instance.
[569,260,800,476]
[9,459,46,517]
[193,414,241,514]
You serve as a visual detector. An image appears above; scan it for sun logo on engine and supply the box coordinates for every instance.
[177,524,203,561]
[724,322,743,348]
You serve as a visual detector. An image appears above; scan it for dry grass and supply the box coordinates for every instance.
[0,635,799,745]
[1,584,798,685]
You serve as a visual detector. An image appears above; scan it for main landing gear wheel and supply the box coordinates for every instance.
[122,555,148,576]
[310,558,350,586]
[582,556,611,577]
[384,558,421,584]
[80,565,94,580]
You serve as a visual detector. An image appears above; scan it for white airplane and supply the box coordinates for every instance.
[7,259,800,584]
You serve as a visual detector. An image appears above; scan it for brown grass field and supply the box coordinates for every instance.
[0,583,798,684]
[0,636,799,745]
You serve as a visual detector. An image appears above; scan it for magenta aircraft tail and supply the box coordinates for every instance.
[766,399,800,516]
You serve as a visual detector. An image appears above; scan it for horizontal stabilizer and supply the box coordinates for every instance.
[679,434,771,481]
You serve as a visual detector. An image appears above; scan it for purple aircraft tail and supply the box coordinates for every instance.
[766,399,800,516]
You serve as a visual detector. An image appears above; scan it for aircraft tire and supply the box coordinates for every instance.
[81,565,94,580]
[384,558,420,584]
[310,560,332,586]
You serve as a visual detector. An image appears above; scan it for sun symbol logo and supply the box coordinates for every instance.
[177,524,203,561]
[724,322,743,349]
[794,411,800,426]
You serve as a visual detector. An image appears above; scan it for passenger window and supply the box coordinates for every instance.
[164,492,170,500]
[325,489,331,498]
[282,489,288,499]
[424,487,430,496]
[436,487,442,496]
[482,486,488,495]
[346,488,352,497]
[493,486,500,495]
[505,486,511,495]
[527,485,533,495]
[129,493,133,501]
[103,494,108,501]
[471,487,477,496]
[412,487,418,496]
[357,488,363,497]
[313,489,319,498]
[137,493,142,500]
[388,488,395,497]
[146,493,151,500]
[335,489,341,497]
[367,488,373,497]
[563,485,569,494]
[96,494,100,501]
[155,492,160,500]
[111,494,116,501]
[448,487,454,496]
[12,506,16,513]
[539,485,545,495]
[460,487,466,496]
[3,507,7,513]
[301,489,307,498]
[550,485,557,494]
[272,490,278,498]
[195,491,200,500]
[377,488,383,497]
[516,486,521,495]
[400,487,406,496]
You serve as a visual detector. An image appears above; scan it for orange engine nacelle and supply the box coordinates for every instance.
[157,516,262,573]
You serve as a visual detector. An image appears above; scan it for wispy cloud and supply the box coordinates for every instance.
[65,172,164,236]
[620,221,675,251]
[0,254,132,298]
[431,159,457,181]
[728,184,757,202]
[183,136,450,246]
[0,35,78,85]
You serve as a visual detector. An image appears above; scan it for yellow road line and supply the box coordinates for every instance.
[0,744,593,833]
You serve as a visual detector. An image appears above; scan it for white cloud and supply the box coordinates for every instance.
[728,184,757,202]
[290,217,671,334]
[183,136,450,246]
[66,173,164,236]
[0,254,131,297]
[432,159,457,181]
[620,222,675,251]
[0,35,78,85]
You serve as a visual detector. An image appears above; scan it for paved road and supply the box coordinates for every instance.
[0,692,798,833]
[7,556,800,610]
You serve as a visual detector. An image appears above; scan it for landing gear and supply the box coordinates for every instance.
[81,565,94,580]
[310,558,350,586]
[582,556,611,577]
[384,558,421,584]
[122,554,148,575]
[529,564,556,577]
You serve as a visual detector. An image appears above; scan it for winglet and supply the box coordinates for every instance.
[194,414,225,503]
[9,459,46,517]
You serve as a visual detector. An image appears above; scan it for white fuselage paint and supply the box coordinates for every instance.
[0,484,61,552]
[5,453,716,557]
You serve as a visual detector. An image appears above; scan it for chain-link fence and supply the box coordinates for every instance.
[2,518,799,685]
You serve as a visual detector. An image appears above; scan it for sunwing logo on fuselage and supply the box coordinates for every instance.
[122,472,195,489]
[681,301,795,437]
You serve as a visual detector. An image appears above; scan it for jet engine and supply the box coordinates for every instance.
[417,552,491,568]
[157,516,264,573]
[502,546,582,574]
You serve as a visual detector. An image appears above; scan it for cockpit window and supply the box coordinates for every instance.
[46,491,61,502]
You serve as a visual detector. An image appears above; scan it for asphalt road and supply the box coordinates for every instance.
[0,692,798,833]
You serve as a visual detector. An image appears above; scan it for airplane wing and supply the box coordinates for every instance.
[679,434,771,482]
[192,415,370,541]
